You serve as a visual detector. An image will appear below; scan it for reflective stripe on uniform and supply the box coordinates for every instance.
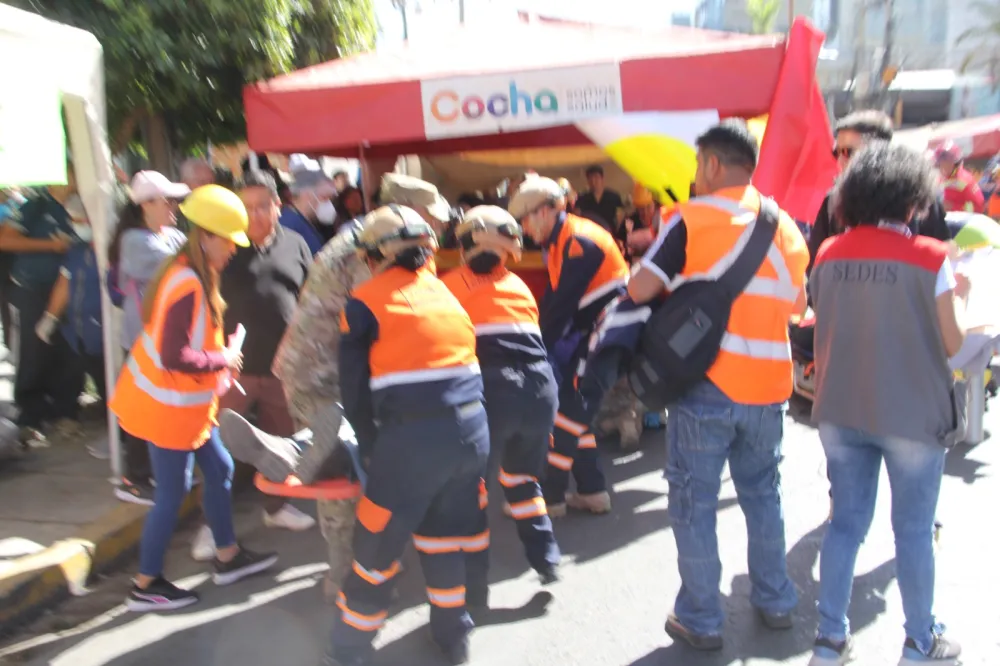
[554,412,586,436]
[719,333,791,361]
[427,586,466,608]
[125,355,216,408]
[499,469,537,488]
[474,322,542,337]
[412,530,491,554]
[579,277,627,310]
[336,592,387,631]
[547,451,573,470]
[352,560,400,586]
[508,497,547,519]
[370,363,481,390]
[578,433,597,449]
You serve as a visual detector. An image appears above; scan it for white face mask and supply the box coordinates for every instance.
[315,199,336,225]
[71,222,93,243]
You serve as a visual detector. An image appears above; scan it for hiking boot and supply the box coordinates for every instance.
[218,409,300,483]
[213,545,279,586]
[566,491,611,514]
[547,502,567,518]
[664,615,723,651]
[899,631,961,665]
[808,635,854,665]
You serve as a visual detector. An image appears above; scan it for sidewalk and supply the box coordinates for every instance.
[0,350,200,635]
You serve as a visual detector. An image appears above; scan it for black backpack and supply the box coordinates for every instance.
[628,197,780,411]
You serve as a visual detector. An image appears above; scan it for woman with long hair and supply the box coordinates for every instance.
[110,172,190,505]
[111,185,278,611]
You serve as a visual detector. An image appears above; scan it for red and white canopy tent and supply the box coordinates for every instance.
[244,15,836,223]
[895,113,1000,162]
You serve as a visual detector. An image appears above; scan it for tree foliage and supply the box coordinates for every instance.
[746,0,781,34]
[957,0,1000,83]
[10,0,377,152]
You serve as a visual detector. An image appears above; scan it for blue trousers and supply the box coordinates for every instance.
[817,423,946,653]
[665,381,797,635]
[139,428,236,576]
[543,345,624,505]
[329,402,490,660]
[484,362,561,574]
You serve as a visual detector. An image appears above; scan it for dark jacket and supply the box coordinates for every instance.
[808,190,950,274]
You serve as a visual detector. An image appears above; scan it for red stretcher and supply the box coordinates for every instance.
[253,472,362,500]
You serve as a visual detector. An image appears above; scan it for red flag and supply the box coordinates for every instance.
[754,18,838,224]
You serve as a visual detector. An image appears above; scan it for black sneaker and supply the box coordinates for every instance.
[755,605,794,630]
[807,635,854,666]
[664,614,723,651]
[539,565,559,586]
[900,633,961,665]
[213,545,278,586]
[115,478,155,507]
[126,577,199,612]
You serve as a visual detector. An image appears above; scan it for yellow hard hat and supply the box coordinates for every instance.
[179,185,250,247]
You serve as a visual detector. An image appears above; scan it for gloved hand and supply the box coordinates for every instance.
[34,312,59,344]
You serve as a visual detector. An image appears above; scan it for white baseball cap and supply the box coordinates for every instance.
[129,171,191,204]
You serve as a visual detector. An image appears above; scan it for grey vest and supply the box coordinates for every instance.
[809,227,958,446]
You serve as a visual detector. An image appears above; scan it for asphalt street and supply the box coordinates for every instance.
[2,400,998,666]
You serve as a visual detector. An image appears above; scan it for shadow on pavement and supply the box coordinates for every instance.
[625,524,897,666]
[944,442,991,483]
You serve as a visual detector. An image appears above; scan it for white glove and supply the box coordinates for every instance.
[35,312,59,344]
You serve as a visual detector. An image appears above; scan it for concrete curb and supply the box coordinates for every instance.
[0,488,202,637]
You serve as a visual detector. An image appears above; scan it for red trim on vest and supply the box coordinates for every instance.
[814,227,947,273]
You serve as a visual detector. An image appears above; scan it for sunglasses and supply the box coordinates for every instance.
[832,146,857,160]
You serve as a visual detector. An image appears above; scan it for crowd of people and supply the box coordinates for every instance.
[0,110,980,666]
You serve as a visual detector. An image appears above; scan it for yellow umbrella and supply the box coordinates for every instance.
[576,111,719,203]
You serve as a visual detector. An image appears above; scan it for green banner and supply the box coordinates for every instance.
[0,81,67,187]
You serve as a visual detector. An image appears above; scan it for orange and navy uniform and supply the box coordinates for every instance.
[540,212,629,351]
[640,185,809,405]
[440,263,547,368]
[110,259,227,450]
[338,265,483,455]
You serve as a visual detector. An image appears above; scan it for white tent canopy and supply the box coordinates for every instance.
[0,5,121,476]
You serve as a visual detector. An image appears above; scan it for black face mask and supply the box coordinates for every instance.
[468,253,502,274]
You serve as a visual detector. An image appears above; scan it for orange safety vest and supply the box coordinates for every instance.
[441,264,540,337]
[672,186,809,405]
[548,214,629,311]
[110,261,225,450]
[344,266,479,390]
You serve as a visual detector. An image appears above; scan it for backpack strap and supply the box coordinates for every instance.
[717,196,779,299]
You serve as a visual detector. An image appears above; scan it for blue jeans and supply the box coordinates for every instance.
[817,423,945,653]
[665,381,797,635]
[138,428,237,577]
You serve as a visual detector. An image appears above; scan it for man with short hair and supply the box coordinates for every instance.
[629,120,808,650]
[575,164,624,233]
[219,171,315,532]
[281,170,337,255]
[179,158,216,191]
[809,110,949,270]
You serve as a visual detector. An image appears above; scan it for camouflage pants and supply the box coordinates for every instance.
[290,399,357,603]
[593,376,646,450]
